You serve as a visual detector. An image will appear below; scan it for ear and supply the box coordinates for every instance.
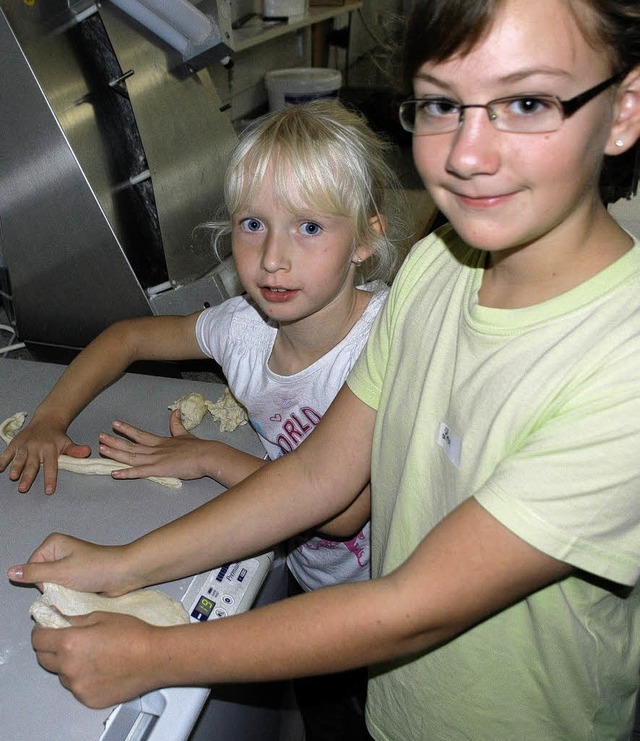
[352,214,388,265]
[605,66,640,155]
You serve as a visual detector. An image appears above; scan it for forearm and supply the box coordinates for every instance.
[32,322,145,429]
[316,484,371,538]
[33,315,202,430]
[149,577,445,688]
[201,441,267,488]
[36,575,457,710]
[123,441,366,590]
[147,499,572,689]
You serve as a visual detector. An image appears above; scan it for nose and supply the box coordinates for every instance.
[444,107,501,179]
[260,230,291,273]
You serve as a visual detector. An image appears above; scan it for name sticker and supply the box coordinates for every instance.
[437,422,462,469]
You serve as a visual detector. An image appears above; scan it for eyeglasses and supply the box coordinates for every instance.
[399,71,626,135]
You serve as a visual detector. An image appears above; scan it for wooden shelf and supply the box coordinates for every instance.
[230,3,363,53]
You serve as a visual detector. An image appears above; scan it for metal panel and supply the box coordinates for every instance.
[0,9,152,351]
[0,2,239,353]
[99,3,238,284]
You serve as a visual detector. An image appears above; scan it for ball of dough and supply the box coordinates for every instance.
[168,392,209,430]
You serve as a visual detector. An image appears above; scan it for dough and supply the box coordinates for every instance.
[168,392,209,430]
[206,388,248,433]
[0,412,181,489]
[30,583,190,628]
[169,388,248,433]
[0,411,26,442]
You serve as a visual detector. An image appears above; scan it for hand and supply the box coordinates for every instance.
[7,532,136,596]
[0,417,91,495]
[32,612,163,708]
[99,412,219,481]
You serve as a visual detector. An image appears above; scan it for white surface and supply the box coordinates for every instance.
[0,359,265,741]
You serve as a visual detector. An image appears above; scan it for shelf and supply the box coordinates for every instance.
[230,2,363,53]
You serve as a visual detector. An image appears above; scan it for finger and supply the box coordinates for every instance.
[98,433,153,460]
[7,559,68,586]
[98,440,153,468]
[110,463,158,480]
[98,433,135,455]
[11,454,40,494]
[40,454,59,496]
[7,561,39,583]
[62,444,92,459]
[64,612,101,627]
[0,445,15,472]
[32,624,62,659]
[7,447,27,480]
[169,410,189,437]
[111,420,160,446]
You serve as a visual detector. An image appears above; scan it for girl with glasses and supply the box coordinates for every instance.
[10,1,640,738]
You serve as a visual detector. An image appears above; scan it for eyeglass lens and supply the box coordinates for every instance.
[400,97,564,134]
[400,71,625,135]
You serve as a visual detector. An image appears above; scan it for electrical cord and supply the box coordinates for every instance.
[0,342,26,356]
[0,322,25,357]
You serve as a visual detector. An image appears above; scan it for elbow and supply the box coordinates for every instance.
[97,319,146,362]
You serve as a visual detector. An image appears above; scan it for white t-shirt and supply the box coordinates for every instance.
[196,282,388,591]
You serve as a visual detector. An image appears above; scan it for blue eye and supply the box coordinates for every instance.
[417,98,460,118]
[499,96,556,117]
[239,217,263,232]
[300,222,322,236]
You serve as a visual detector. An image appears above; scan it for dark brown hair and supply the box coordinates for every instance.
[402,0,640,202]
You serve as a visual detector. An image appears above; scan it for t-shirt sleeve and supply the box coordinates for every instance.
[346,307,389,411]
[347,250,423,409]
[348,236,438,411]
[194,299,238,365]
[475,346,640,586]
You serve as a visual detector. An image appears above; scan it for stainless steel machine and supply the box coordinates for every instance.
[0,1,242,357]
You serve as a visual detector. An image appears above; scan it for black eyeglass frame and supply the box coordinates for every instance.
[399,70,627,134]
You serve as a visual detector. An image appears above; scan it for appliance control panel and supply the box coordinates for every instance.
[182,552,274,622]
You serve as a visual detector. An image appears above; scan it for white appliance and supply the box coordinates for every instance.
[100,552,276,741]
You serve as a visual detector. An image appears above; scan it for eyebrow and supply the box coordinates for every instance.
[414,66,572,88]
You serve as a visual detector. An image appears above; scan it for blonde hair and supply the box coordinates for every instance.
[198,100,406,283]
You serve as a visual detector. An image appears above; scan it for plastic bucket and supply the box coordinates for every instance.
[265,67,342,111]
[263,0,308,19]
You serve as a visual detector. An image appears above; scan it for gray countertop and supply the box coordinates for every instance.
[0,359,264,741]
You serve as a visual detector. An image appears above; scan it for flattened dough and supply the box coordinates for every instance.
[30,583,190,628]
[0,412,181,489]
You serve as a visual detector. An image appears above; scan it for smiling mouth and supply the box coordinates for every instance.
[455,191,517,207]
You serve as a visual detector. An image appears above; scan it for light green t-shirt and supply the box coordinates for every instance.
[348,226,640,741]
